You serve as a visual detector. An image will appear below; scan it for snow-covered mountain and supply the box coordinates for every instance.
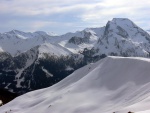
[94,18,150,57]
[0,18,150,94]
[0,30,53,56]
[0,18,149,57]
[1,56,150,113]
[0,29,99,56]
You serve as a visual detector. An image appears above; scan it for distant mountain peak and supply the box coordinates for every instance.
[6,29,20,34]
[112,18,131,22]
[110,18,137,28]
[47,32,58,36]
[34,31,49,35]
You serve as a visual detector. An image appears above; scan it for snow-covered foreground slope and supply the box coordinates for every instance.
[1,56,150,113]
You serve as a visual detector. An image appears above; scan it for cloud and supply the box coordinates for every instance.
[79,0,150,30]
[0,0,150,34]
[0,0,98,15]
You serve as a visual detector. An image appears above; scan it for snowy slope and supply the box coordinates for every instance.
[38,43,72,58]
[1,56,150,113]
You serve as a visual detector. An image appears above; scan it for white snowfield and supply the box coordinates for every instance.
[0,56,150,113]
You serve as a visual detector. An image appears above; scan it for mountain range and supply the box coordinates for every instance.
[0,18,150,94]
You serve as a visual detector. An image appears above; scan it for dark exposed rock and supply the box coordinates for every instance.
[0,88,18,106]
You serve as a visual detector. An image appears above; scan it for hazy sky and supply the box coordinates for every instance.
[0,0,150,34]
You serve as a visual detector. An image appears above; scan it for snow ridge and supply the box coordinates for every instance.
[1,56,150,113]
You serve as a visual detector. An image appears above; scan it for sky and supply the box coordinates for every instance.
[0,0,150,35]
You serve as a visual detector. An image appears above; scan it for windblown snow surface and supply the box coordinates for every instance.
[0,56,150,113]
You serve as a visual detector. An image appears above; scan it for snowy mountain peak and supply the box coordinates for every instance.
[105,18,150,41]
[6,30,28,36]
[95,18,150,57]
[7,29,19,34]
[112,18,136,27]
[47,32,58,36]
[28,31,58,36]
[34,31,49,36]
[4,30,55,39]
[112,18,132,22]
